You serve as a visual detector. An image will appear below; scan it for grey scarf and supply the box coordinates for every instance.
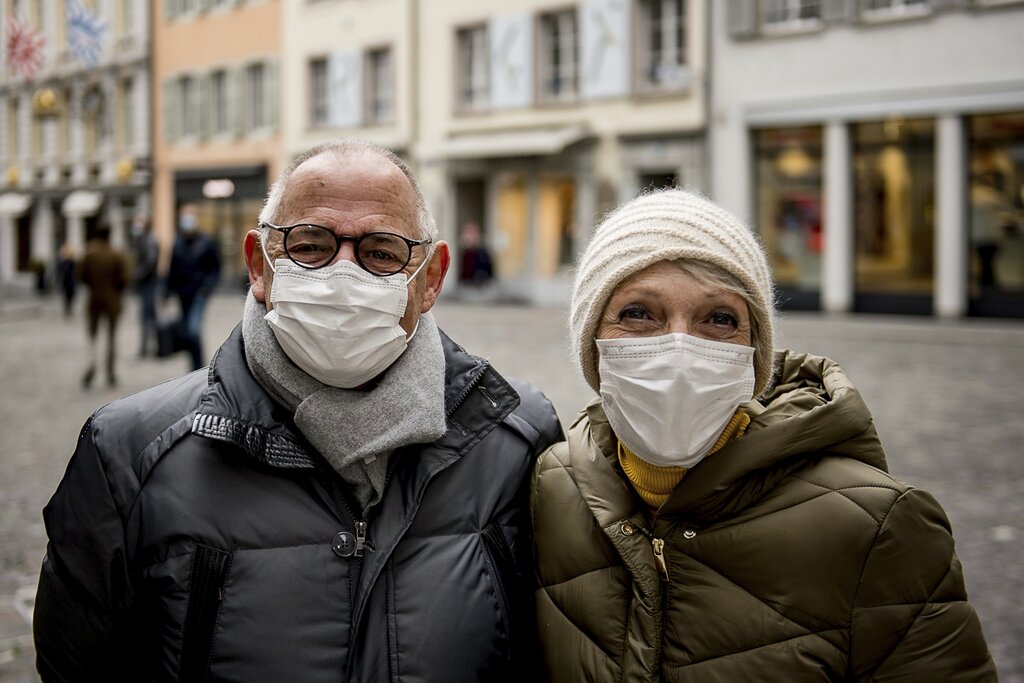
[241,291,447,513]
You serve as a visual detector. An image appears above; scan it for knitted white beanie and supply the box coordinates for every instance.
[570,189,777,398]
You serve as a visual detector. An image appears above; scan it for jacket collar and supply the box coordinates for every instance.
[192,323,520,469]
[570,350,888,523]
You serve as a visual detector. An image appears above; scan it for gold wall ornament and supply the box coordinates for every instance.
[116,157,134,181]
[32,88,60,117]
[5,166,20,186]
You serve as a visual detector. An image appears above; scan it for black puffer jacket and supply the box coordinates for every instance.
[34,325,563,682]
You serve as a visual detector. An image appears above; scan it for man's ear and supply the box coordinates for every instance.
[420,241,450,313]
[243,230,267,302]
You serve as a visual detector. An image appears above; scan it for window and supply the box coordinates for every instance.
[967,112,1024,312]
[209,69,229,135]
[365,47,393,125]
[119,76,134,148]
[179,75,197,137]
[456,25,489,112]
[862,0,929,18]
[754,126,824,306]
[538,10,578,103]
[762,0,821,28]
[309,57,329,127]
[247,62,266,129]
[637,0,688,92]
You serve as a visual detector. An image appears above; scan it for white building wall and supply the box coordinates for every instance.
[710,2,1024,316]
[282,0,415,160]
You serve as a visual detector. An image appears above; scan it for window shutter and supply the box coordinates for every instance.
[726,0,759,39]
[199,71,211,139]
[265,59,278,130]
[232,65,247,137]
[162,80,178,142]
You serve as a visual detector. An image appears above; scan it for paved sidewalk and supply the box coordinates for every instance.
[1,291,1022,681]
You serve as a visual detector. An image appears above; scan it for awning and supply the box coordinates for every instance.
[0,192,31,216]
[62,190,103,216]
[421,125,591,161]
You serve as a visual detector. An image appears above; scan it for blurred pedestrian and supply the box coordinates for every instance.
[77,223,129,388]
[55,243,77,318]
[531,189,996,681]
[33,139,563,682]
[970,171,1015,290]
[130,212,160,357]
[457,220,494,286]
[166,202,221,370]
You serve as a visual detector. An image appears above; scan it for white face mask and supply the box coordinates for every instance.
[597,332,756,468]
[263,249,429,388]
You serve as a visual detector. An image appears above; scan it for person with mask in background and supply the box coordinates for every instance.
[33,139,563,682]
[166,202,221,369]
[130,212,160,357]
[531,189,996,682]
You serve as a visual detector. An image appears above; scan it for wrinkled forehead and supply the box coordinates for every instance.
[276,151,419,236]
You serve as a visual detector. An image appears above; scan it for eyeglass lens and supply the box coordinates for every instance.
[282,225,412,275]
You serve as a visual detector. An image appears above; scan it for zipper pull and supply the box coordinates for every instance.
[651,538,669,581]
[354,521,368,557]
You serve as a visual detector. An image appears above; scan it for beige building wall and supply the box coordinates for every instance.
[282,0,415,159]
[416,0,708,304]
[153,0,283,281]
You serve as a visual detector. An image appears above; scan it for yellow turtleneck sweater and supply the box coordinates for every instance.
[618,411,751,508]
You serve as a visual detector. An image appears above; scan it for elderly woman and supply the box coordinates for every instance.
[531,189,996,681]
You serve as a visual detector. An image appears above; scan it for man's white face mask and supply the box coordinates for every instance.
[262,244,430,388]
[597,332,756,468]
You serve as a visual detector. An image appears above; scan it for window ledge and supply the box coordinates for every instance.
[761,18,824,36]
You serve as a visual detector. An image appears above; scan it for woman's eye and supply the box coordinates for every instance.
[619,306,650,322]
[708,311,739,328]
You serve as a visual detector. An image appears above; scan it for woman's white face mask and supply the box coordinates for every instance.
[597,332,755,468]
[261,243,430,388]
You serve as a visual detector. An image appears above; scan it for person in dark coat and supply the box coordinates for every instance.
[77,224,129,388]
[166,202,221,369]
[33,139,564,682]
[55,242,77,318]
[130,212,160,356]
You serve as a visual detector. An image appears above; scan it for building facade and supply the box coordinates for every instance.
[154,0,282,290]
[712,0,1024,318]
[416,0,708,304]
[0,0,150,288]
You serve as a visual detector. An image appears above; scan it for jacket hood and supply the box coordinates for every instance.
[570,349,888,523]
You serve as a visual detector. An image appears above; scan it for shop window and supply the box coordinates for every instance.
[538,178,576,274]
[456,24,489,112]
[538,10,578,103]
[636,0,688,92]
[365,47,394,125]
[754,126,823,306]
[309,57,329,127]
[495,175,528,278]
[852,117,935,312]
[968,112,1024,316]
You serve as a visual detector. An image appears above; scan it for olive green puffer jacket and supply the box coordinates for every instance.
[532,351,996,682]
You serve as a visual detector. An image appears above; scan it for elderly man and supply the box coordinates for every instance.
[34,140,563,682]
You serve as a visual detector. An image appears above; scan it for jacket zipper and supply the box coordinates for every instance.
[179,544,233,681]
[651,538,669,581]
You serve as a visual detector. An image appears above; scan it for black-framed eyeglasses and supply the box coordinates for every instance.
[260,222,433,276]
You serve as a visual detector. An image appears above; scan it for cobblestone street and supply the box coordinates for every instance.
[1,290,1022,681]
